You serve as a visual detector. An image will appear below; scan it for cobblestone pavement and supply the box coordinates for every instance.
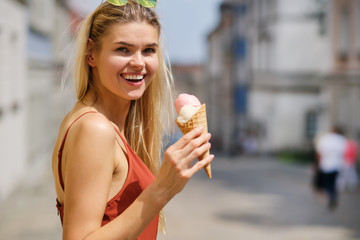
[1,156,359,240]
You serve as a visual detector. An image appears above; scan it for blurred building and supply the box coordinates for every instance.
[0,0,75,201]
[172,64,206,102]
[207,0,360,154]
[207,0,252,153]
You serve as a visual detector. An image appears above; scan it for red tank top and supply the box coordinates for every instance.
[56,111,159,239]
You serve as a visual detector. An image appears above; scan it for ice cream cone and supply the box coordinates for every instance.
[176,104,212,179]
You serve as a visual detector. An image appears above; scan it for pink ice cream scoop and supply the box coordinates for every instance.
[175,93,201,114]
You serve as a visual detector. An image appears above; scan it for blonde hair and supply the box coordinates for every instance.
[73,0,174,231]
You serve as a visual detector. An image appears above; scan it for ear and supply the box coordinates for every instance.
[87,39,96,67]
[88,54,96,67]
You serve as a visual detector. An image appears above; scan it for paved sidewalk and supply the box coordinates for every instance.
[0,165,62,240]
[159,156,360,240]
[0,156,359,240]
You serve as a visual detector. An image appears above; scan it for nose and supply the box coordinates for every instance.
[129,52,145,69]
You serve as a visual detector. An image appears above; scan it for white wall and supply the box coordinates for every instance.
[249,0,336,152]
[272,0,332,73]
[273,20,332,73]
[277,0,316,16]
[0,0,74,201]
[252,0,332,73]
[250,89,320,151]
[28,0,56,36]
[0,1,27,200]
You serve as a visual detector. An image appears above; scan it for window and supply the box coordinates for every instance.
[338,4,350,61]
[305,111,317,140]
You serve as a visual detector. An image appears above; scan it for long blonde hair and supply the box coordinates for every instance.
[73,0,175,230]
[74,0,174,171]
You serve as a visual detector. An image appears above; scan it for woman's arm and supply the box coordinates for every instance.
[62,114,117,239]
[62,115,213,240]
[86,126,213,240]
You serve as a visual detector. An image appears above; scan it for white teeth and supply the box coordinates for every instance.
[123,75,144,80]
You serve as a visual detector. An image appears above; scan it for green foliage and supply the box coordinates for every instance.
[277,149,315,165]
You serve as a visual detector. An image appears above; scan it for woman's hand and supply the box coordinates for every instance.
[153,126,214,201]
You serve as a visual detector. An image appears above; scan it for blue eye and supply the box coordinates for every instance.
[117,47,129,52]
[144,48,156,54]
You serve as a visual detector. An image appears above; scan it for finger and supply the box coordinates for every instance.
[181,133,211,158]
[188,154,215,176]
[188,141,211,163]
[172,126,204,149]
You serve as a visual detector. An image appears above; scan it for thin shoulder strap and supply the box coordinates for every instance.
[58,111,97,191]
[113,127,129,147]
[112,126,134,158]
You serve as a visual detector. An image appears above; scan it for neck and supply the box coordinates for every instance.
[82,90,131,134]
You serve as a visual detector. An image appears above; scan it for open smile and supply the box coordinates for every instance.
[121,74,145,83]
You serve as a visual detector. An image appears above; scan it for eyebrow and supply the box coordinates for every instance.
[114,41,158,47]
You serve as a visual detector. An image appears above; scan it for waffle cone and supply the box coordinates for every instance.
[176,104,212,179]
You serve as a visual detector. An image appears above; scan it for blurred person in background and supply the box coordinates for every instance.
[242,133,258,155]
[337,138,359,192]
[51,1,214,239]
[311,143,324,197]
[315,126,346,210]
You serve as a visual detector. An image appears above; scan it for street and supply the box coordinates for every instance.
[160,156,360,240]
[1,156,359,240]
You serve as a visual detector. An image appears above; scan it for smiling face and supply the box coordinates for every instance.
[88,21,159,102]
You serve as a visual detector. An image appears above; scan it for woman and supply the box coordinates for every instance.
[51,1,214,239]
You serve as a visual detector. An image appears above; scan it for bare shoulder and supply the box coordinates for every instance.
[52,109,119,203]
[62,111,118,178]
[67,112,116,146]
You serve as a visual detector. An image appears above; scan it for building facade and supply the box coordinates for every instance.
[0,0,27,200]
[0,0,74,200]
[207,0,360,154]
[207,1,253,153]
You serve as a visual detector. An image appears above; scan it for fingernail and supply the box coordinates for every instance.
[197,126,204,131]
[206,133,211,139]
